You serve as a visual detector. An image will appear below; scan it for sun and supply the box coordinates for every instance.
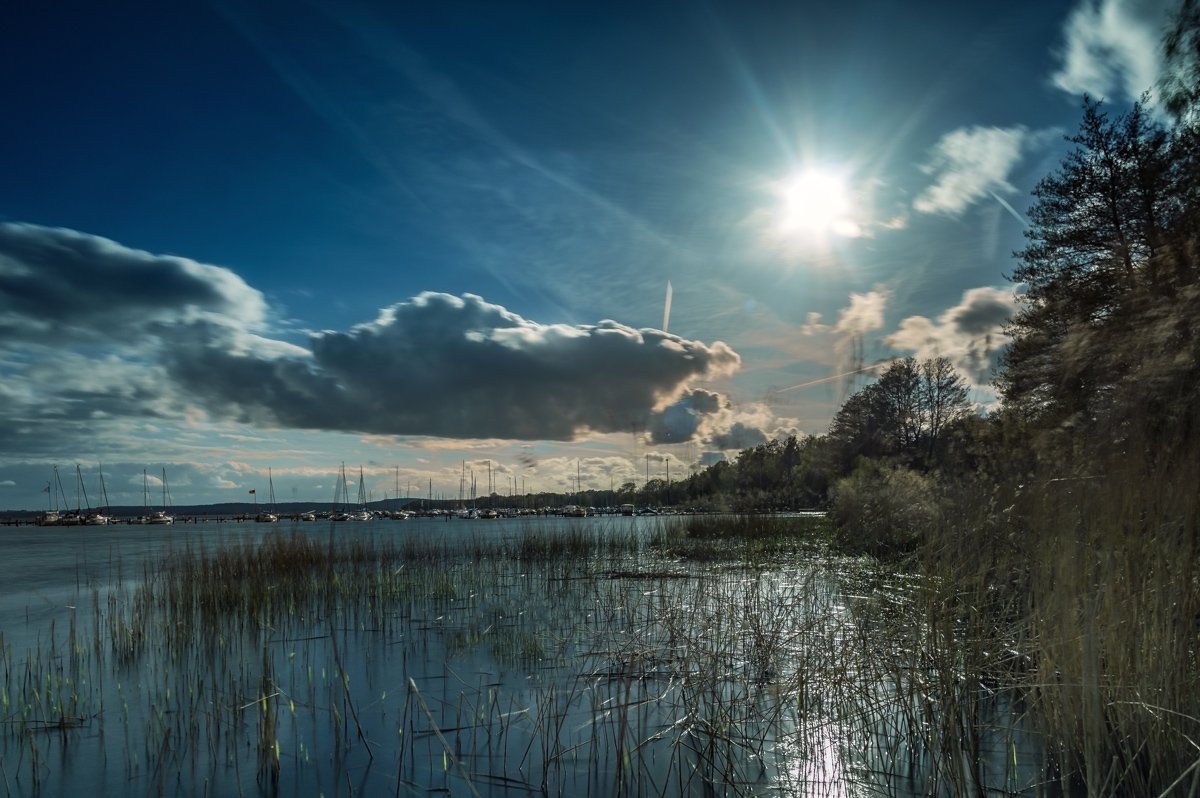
[774,168,860,238]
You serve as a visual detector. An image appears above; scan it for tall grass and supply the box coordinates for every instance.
[10,508,1183,796]
[834,429,1200,796]
[658,513,832,561]
[4,520,892,796]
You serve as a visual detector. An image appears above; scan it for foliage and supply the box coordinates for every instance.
[999,97,1200,449]
[829,460,940,558]
[828,356,971,471]
[1162,0,1200,123]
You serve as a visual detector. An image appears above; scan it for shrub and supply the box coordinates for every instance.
[830,460,940,557]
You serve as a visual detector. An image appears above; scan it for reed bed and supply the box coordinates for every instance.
[898,436,1200,798]
[0,518,1087,797]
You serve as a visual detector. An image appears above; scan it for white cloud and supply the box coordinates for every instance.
[1051,0,1174,102]
[801,289,891,338]
[914,127,1028,216]
[833,289,890,336]
[885,287,1020,389]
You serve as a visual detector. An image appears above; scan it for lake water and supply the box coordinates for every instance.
[0,515,645,653]
[0,516,1045,797]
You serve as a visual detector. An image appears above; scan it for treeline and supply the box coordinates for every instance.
[592,354,973,512]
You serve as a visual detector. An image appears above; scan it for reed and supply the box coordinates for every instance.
[834,428,1200,797]
[9,511,1175,796]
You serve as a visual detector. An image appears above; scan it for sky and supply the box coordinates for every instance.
[0,0,1181,509]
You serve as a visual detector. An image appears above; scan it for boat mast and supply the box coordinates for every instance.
[76,464,91,512]
[54,465,64,511]
[99,463,110,513]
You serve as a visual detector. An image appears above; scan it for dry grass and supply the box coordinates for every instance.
[898,434,1200,797]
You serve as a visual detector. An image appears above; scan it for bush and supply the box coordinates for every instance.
[830,461,940,557]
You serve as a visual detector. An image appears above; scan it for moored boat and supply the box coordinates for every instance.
[255,468,280,522]
[145,468,175,524]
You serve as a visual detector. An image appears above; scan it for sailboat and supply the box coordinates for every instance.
[255,468,280,522]
[85,463,112,525]
[146,468,174,524]
[331,464,352,521]
[36,466,62,526]
[351,466,372,521]
[57,465,89,526]
[130,469,149,524]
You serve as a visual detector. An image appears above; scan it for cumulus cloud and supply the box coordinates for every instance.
[800,287,892,386]
[706,421,769,451]
[0,224,287,458]
[1051,0,1173,102]
[0,224,743,453]
[833,289,889,337]
[0,223,267,344]
[914,127,1029,216]
[167,292,740,441]
[686,397,804,454]
[802,289,890,339]
[646,388,728,444]
[885,287,1019,388]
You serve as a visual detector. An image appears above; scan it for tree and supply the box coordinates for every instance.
[829,357,971,471]
[999,98,1193,426]
[875,357,924,452]
[921,357,971,460]
[1162,0,1200,124]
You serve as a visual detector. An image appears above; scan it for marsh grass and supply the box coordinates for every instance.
[0,515,1145,796]
[862,434,1200,798]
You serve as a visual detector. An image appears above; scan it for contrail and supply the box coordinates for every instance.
[989,190,1028,226]
[663,281,673,333]
[765,361,893,398]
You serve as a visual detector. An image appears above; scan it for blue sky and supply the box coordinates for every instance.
[0,0,1179,509]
